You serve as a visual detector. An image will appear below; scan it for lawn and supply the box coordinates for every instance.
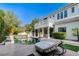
[62,44,79,52]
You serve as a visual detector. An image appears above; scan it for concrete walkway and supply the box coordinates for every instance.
[62,40,79,46]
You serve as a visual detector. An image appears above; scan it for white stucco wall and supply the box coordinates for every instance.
[68,4,79,18]
[54,21,79,40]
[35,4,79,29]
[50,4,79,22]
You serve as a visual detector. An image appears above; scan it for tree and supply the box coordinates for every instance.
[25,18,40,33]
[25,24,32,33]
[3,11,20,35]
[0,10,20,43]
[0,9,7,43]
[31,18,40,30]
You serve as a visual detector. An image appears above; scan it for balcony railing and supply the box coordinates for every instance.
[35,20,49,29]
[34,19,54,29]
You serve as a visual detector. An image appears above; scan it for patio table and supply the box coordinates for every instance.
[35,40,62,55]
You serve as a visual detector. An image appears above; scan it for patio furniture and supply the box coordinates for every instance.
[35,40,62,55]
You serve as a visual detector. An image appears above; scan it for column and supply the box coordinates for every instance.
[34,30,36,37]
[9,35,14,44]
[47,27,50,39]
[42,28,44,37]
[38,29,40,37]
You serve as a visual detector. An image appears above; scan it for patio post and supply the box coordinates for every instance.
[47,27,50,39]
[42,28,44,38]
[34,30,36,37]
[38,29,40,37]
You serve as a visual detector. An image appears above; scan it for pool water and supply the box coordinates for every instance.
[14,38,39,45]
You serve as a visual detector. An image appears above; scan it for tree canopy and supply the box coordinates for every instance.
[25,18,40,33]
[0,9,20,43]
[0,9,40,43]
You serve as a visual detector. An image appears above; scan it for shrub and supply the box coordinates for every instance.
[52,32,66,40]
[0,36,6,43]
[14,35,18,43]
[24,40,33,45]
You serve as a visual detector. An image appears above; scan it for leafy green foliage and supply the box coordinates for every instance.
[52,32,66,39]
[3,11,20,35]
[25,18,40,33]
[24,40,33,45]
[72,28,79,36]
[0,9,20,43]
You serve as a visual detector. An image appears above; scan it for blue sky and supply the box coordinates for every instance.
[0,3,68,25]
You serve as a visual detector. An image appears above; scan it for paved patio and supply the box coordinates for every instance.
[0,44,79,56]
[62,40,79,46]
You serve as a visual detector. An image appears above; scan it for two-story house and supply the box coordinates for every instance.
[34,3,79,40]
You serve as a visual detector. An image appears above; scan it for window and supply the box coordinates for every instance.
[50,16,51,18]
[43,17,48,20]
[58,27,66,32]
[61,12,63,19]
[71,7,75,13]
[64,10,67,18]
[57,13,59,20]
[53,15,54,17]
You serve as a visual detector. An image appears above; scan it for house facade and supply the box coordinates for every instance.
[34,3,79,40]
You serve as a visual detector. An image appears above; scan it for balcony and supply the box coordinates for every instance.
[34,19,54,29]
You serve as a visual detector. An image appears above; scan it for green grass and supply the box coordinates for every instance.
[62,44,79,52]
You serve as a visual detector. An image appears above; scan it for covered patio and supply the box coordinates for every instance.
[34,27,53,39]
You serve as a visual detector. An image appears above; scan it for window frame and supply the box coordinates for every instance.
[57,13,60,20]
[71,7,75,13]
[60,12,63,19]
[58,27,66,32]
[64,10,67,18]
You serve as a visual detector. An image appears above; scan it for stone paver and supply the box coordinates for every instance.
[62,40,79,46]
[0,44,40,56]
[63,49,78,56]
[0,44,79,56]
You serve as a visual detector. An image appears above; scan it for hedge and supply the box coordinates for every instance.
[52,32,66,40]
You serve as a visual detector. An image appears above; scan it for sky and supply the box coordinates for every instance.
[0,3,68,26]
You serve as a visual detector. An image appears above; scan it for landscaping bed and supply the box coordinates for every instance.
[62,44,79,52]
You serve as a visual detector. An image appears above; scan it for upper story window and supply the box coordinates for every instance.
[57,13,59,20]
[50,16,51,18]
[71,7,75,13]
[64,10,67,18]
[43,17,48,20]
[61,12,63,19]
